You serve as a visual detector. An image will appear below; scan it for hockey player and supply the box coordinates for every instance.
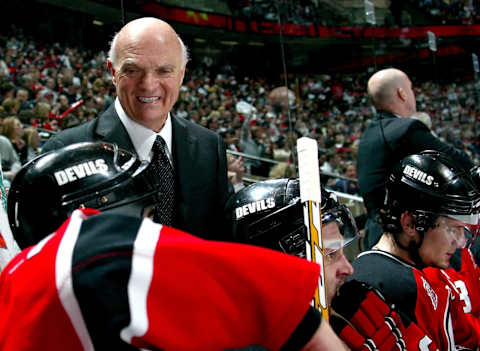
[422,168,480,334]
[423,233,480,341]
[349,150,480,350]
[0,141,347,351]
[227,178,357,305]
[227,178,440,350]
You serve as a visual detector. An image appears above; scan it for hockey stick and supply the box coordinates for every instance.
[297,137,329,321]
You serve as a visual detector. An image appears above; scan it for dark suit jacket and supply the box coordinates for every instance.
[358,110,474,214]
[42,104,234,240]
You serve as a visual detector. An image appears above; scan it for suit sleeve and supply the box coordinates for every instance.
[403,120,474,170]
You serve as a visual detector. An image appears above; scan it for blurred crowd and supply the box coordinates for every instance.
[225,0,341,25]
[0,29,479,195]
[406,0,480,25]
[226,0,480,27]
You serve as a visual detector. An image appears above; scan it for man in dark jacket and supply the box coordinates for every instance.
[42,17,233,241]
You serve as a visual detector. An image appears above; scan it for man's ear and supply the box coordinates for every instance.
[397,87,406,101]
[107,60,116,86]
[400,212,417,238]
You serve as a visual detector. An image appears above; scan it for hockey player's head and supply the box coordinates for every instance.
[379,150,480,268]
[227,178,357,303]
[8,142,164,249]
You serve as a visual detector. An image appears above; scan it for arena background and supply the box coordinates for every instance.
[1,0,480,249]
[2,0,480,79]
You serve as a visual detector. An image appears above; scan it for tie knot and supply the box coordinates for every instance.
[151,135,172,169]
[154,135,167,152]
[152,136,169,160]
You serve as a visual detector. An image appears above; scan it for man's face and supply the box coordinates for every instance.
[16,90,28,102]
[46,78,55,89]
[420,216,467,269]
[345,164,356,178]
[108,29,185,132]
[59,95,69,107]
[323,221,354,304]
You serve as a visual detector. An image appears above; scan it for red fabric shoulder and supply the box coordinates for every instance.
[132,225,321,351]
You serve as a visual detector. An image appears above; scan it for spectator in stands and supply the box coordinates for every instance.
[39,77,58,104]
[239,105,265,175]
[0,82,15,106]
[0,58,9,79]
[52,94,70,116]
[1,98,20,116]
[272,137,291,164]
[22,126,41,162]
[2,116,26,164]
[327,161,360,195]
[0,128,21,185]
[15,88,33,112]
[269,160,296,179]
[357,68,475,250]
[227,153,245,192]
[16,73,34,101]
[61,79,78,104]
[319,150,335,175]
[92,78,113,112]
[33,101,51,125]
[220,127,240,152]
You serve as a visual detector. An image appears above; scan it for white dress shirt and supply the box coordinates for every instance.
[114,98,173,165]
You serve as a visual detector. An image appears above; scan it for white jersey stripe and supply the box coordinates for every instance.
[443,292,455,351]
[120,219,162,344]
[55,209,95,351]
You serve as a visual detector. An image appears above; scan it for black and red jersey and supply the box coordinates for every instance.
[350,250,455,350]
[0,209,321,351]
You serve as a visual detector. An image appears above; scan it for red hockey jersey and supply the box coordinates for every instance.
[0,209,321,351]
[424,248,480,348]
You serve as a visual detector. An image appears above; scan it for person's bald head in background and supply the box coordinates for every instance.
[367,68,417,118]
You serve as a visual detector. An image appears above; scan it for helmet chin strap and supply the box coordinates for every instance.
[392,224,427,269]
[407,233,426,269]
[406,212,437,268]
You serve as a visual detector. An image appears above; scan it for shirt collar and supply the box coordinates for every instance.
[115,98,173,162]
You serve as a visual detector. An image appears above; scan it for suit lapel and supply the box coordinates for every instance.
[171,115,197,217]
[95,104,136,152]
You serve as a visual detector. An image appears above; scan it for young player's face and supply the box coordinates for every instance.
[420,216,468,269]
[323,221,354,304]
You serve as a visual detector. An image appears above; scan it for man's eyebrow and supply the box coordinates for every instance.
[156,63,176,70]
[119,61,138,69]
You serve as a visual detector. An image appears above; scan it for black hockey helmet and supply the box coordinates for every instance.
[8,142,163,249]
[379,150,480,238]
[226,178,358,257]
